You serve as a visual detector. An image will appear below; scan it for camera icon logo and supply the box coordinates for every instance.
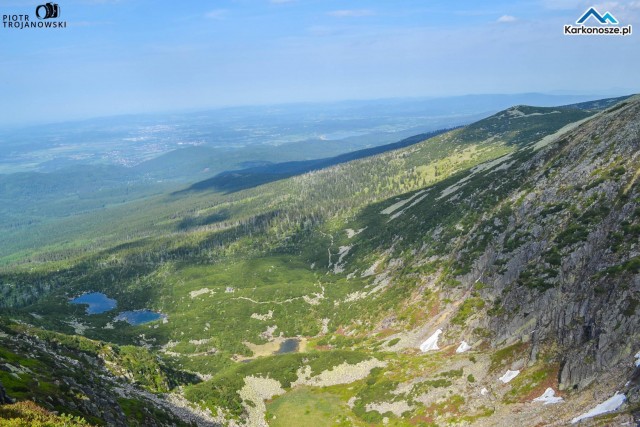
[35,3,60,20]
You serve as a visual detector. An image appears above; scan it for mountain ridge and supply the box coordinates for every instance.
[0,95,639,426]
[182,96,630,194]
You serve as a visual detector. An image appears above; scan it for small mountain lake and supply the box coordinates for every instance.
[69,293,165,325]
[276,338,299,354]
[115,310,166,325]
[70,292,117,314]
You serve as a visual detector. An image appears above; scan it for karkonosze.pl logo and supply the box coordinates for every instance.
[564,7,632,36]
[2,2,66,29]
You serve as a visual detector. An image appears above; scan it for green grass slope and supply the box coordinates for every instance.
[1,96,638,426]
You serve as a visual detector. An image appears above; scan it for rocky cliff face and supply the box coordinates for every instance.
[378,97,640,390]
[330,97,640,424]
[470,98,639,390]
[0,323,217,426]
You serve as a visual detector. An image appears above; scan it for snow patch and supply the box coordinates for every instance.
[635,350,640,367]
[533,388,563,405]
[419,329,442,352]
[571,392,626,424]
[456,341,471,353]
[498,370,520,383]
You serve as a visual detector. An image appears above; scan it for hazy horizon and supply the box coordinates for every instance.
[0,90,636,130]
[1,0,639,125]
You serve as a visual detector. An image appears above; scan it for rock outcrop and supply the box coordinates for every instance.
[446,97,640,390]
[0,381,12,404]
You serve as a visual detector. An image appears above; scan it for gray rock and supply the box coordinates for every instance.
[0,380,13,404]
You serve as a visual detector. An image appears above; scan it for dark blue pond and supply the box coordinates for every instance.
[276,339,299,354]
[70,292,117,314]
[115,310,166,325]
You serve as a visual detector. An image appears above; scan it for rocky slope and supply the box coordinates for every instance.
[1,96,639,426]
[0,319,221,426]
[367,96,640,388]
[251,95,640,426]
[337,95,640,425]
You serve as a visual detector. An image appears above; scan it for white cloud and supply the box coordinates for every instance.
[497,15,517,23]
[327,9,374,18]
[205,9,227,20]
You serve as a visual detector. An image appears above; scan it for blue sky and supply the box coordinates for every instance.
[0,0,639,125]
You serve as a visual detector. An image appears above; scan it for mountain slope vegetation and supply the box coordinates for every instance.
[1,96,639,426]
